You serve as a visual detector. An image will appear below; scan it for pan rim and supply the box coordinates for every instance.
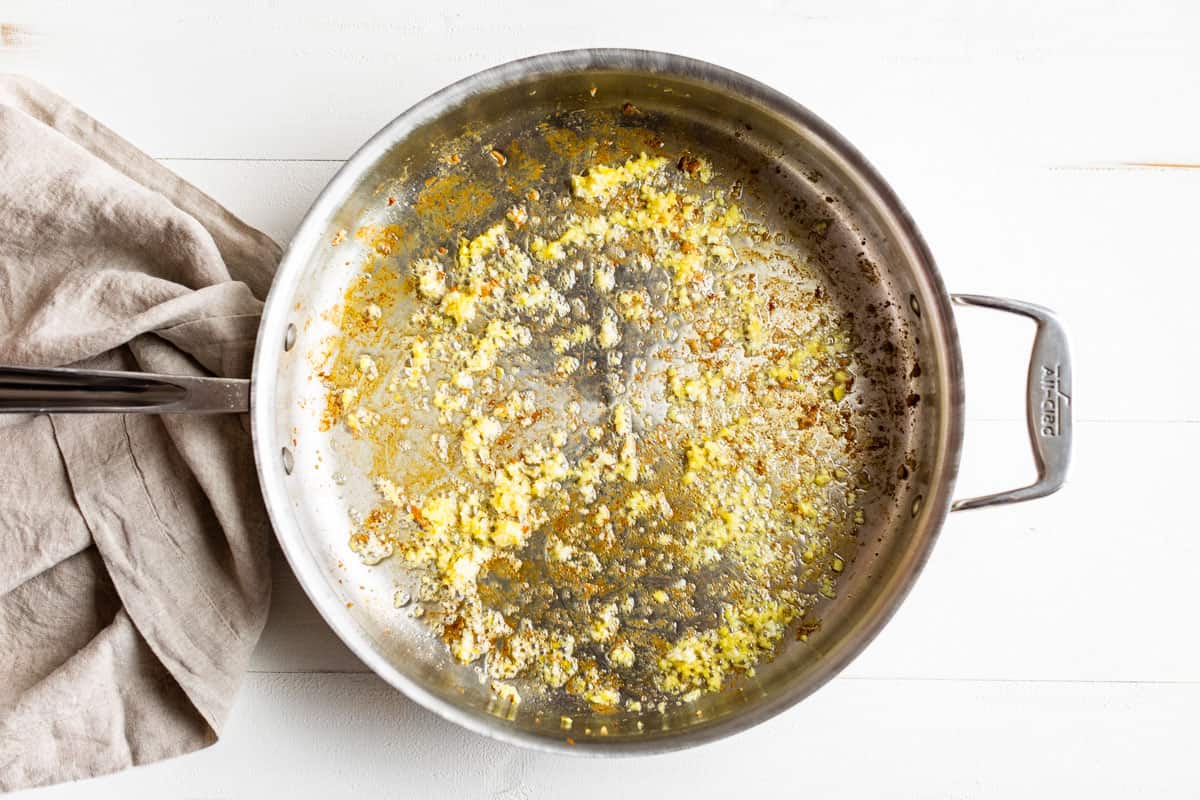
[250,47,964,756]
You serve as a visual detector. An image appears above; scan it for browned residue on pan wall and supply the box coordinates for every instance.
[413,173,496,233]
[355,224,406,257]
[541,125,588,160]
[539,123,664,171]
[502,139,545,186]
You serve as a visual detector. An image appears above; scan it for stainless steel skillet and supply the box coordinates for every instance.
[0,49,1071,754]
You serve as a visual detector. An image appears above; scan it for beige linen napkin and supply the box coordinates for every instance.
[0,76,280,791]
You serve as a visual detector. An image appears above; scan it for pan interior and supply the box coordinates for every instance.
[260,54,953,751]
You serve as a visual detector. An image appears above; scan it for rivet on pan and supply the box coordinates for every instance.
[909,294,921,318]
[281,446,295,475]
[911,493,924,518]
[284,323,297,352]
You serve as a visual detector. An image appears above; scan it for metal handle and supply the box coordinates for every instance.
[0,366,250,414]
[950,294,1072,511]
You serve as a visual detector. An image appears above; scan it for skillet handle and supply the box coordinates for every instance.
[949,295,1072,511]
[0,365,250,414]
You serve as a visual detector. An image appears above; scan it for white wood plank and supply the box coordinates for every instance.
[913,163,1200,424]
[849,418,1200,682]
[14,673,1199,799]
[2,0,1197,164]
[162,159,341,245]
[251,420,1200,682]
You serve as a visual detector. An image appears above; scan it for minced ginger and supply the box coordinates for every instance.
[323,145,869,717]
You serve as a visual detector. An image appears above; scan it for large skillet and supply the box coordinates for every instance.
[0,50,1072,753]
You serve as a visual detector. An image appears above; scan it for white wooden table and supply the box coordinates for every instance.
[6,1,1199,796]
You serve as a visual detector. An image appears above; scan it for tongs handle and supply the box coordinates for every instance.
[950,295,1072,511]
[0,366,250,414]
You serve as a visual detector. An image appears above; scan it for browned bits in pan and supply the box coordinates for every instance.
[678,155,702,175]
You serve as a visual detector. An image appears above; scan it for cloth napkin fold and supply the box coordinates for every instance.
[0,76,280,791]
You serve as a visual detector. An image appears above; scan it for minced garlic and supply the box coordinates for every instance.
[411,258,446,300]
[440,287,478,327]
[597,309,621,349]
